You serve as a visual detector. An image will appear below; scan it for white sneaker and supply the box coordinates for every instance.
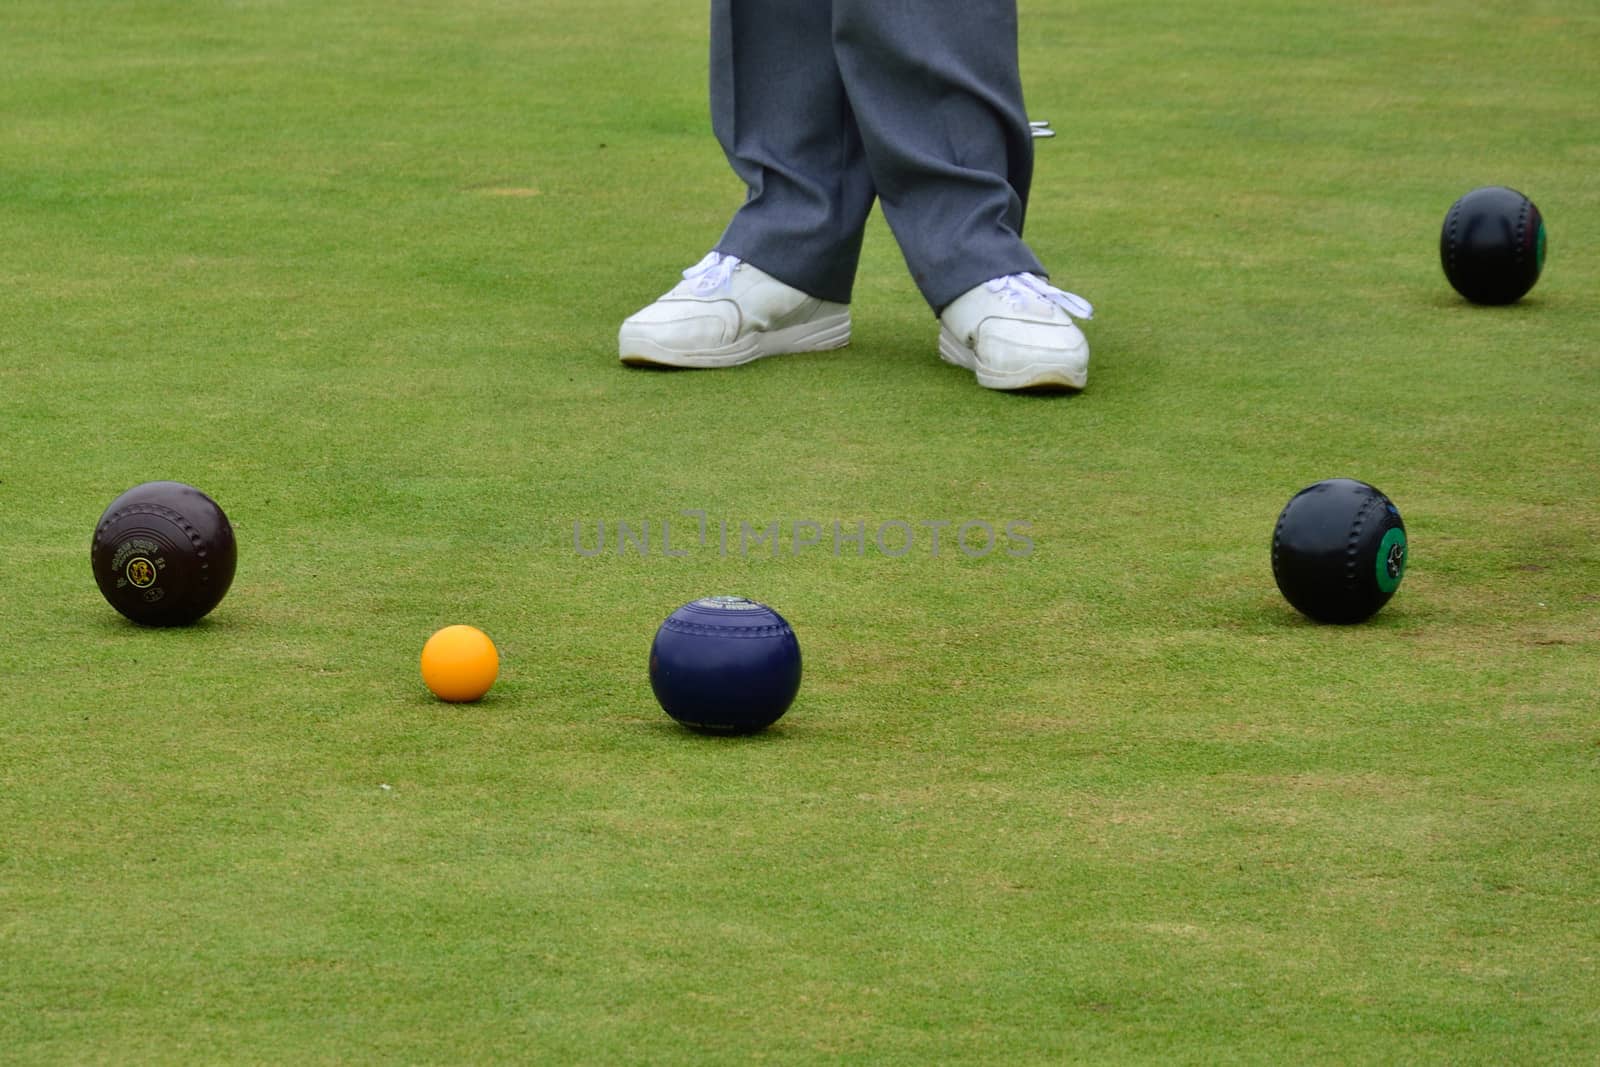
[937,273,1094,391]
[619,253,851,368]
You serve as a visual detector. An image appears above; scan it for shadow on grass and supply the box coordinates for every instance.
[999,385,1085,399]
[1249,602,1414,632]
[633,717,798,744]
[1426,292,1547,312]
[87,611,252,637]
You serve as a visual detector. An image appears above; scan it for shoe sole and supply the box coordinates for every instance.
[620,312,852,369]
[937,327,1088,391]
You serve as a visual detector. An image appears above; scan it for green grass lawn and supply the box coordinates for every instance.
[2,1,1598,1062]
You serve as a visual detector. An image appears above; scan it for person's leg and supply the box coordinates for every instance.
[618,0,866,368]
[828,0,1095,391]
[830,0,1043,313]
[711,0,876,304]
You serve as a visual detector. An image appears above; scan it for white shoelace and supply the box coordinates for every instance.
[989,272,1094,321]
[683,252,742,295]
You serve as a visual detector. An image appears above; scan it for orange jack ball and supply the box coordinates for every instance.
[420,625,499,702]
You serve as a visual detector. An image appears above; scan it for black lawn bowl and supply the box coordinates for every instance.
[1440,185,1546,305]
[1272,479,1407,624]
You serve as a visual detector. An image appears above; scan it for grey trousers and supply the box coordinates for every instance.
[709,0,1045,313]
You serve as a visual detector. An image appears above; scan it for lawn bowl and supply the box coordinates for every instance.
[649,596,802,734]
[1271,479,1407,624]
[1440,185,1546,305]
[91,481,237,626]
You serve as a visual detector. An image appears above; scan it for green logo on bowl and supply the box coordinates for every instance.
[1375,528,1407,593]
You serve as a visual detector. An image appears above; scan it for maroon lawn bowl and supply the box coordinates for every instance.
[91,481,237,626]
